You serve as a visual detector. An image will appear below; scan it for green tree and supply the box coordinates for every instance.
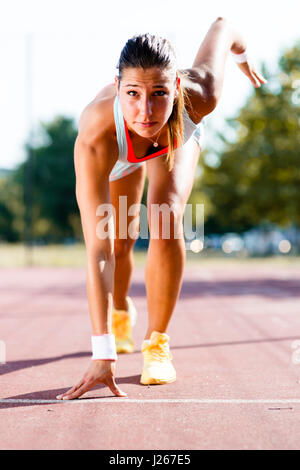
[197,42,300,233]
[0,198,18,241]
[0,174,24,241]
[13,116,81,242]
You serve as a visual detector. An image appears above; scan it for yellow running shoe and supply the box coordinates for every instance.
[140,331,176,385]
[112,296,137,354]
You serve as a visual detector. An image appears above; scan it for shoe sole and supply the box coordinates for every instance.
[116,342,134,354]
[117,347,134,354]
[140,375,176,385]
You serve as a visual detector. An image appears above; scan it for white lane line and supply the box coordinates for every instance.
[0,398,300,404]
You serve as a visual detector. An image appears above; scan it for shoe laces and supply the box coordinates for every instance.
[143,338,172,363]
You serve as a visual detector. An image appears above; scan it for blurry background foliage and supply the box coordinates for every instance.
[0,42,299,244]
[195,42,300,233]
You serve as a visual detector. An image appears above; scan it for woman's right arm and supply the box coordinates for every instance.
[75,130,116,336]
[57,105,127,400]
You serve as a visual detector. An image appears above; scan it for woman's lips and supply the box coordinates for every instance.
[137,122,157,128]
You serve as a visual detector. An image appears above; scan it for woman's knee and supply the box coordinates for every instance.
[114,238,136,258]
[147,200,184,240]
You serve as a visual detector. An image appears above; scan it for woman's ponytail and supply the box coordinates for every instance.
[166,76,188,171]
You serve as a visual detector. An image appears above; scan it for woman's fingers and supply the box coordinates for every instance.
[58,381,94,400]
[237,61,267,88]
[251,70,268,88]
[254,70,268,84]
[57,378,127,400]
[247,69,267,88]
[56,361,128,400]
[251,73,261,88]
[104,376,128,398]
[56,381,85,400]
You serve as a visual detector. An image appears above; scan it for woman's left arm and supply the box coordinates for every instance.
[181,17,267,121]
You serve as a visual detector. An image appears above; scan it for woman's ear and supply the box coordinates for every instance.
[115,76,119,93]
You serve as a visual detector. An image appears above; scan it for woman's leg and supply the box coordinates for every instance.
[109,165,146,310]
[145,138,201,339]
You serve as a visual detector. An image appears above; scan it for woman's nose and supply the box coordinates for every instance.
[139,97,152,117]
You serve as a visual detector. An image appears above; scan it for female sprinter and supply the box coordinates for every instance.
[57,17,267,400]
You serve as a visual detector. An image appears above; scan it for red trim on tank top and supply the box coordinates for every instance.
[124,118,177,163]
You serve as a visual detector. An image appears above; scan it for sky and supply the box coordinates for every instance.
[0,0,299,169]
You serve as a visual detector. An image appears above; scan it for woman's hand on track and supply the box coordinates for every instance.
[237,59,268,88]
[56,360,127,400]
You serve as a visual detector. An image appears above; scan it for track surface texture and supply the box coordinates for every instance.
[1,260,300,450]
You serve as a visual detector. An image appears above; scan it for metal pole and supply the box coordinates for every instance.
[23,33,34,266]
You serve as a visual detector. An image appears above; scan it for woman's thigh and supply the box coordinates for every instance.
[109,164,146,252]
[146,139,201,239]
[146,138,200,209]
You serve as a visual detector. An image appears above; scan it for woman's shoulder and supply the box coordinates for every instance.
[77,84,117,146]
[180,68,214,124]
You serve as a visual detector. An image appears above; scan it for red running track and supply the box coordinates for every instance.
[1,261,300,450]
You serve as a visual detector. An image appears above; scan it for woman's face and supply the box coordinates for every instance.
[116,67,179,138]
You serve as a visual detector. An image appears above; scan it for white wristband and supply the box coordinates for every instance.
[91,334,117,361]
[231,50,248,64]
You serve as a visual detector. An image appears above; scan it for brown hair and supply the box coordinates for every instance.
[116,33,188,171]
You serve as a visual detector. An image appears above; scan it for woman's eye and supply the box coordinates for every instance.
[126,90,167,97]
[127,91,138,96]
[154,91,167,96]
